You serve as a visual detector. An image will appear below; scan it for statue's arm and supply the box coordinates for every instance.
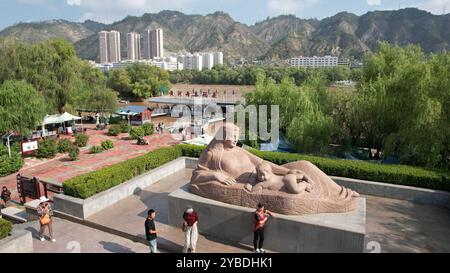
[242,148,290,176]
[191,151,236,185]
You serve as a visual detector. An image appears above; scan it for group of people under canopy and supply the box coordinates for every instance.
[34,112,83,138]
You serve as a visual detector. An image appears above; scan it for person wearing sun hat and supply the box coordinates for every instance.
[37,196,55,242]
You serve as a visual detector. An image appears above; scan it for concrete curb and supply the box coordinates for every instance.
[332,176,450,208]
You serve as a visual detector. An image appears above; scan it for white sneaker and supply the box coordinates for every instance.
[253,249,261,253]
[40,237,45,241]
[259,248,266,253]
[51,238,56,242]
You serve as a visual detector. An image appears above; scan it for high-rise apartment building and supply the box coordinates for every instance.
[213,52,224,66]
[127,32,141,61]
[98,30,121,64]
[108,31,121,63]
[201,52,214,70]
[143,28,164,60]
[98,31,109,64]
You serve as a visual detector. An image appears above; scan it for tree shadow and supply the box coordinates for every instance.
[99,241,135,253]
[366,196,450,253]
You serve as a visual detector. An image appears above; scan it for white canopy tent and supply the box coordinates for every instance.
[42,112,81,125]
[40,112,82,136]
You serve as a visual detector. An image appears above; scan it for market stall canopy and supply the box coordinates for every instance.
[42,112,81,125]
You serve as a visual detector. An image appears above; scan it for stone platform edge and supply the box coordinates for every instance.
[54,157,196,219]
[168,185,366,253]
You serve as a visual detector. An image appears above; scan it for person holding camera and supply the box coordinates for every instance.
[37,196,56,242]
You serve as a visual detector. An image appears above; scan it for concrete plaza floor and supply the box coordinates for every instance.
[14,218,161,253]
[87,169,253,253]
[84,169,450,253]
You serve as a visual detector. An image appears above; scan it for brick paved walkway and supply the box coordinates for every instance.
[0,125,180,203]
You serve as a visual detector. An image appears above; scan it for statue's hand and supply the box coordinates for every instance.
[215,172,237,186]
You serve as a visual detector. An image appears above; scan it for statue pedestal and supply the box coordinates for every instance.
[168,184,366,253]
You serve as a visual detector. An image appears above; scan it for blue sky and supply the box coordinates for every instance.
[1,0,449,30]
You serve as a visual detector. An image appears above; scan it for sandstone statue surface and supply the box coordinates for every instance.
[190,123,360,215]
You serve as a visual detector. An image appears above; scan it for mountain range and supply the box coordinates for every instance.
[1,8,449,62]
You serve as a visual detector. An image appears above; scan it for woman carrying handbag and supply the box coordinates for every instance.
[37,196,56,242]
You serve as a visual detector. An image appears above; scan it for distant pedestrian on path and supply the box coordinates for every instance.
[253,203,275,253]
[145,209,158,253]
[1,186,11,207]
[37,196,56,242]
[182,205,199,253]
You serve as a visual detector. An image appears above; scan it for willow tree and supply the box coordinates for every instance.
[0,80,46,135]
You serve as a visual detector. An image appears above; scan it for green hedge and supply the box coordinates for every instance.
[177,144,450,191]
[63,146,182,199]
[0,218,12,240]
[63,144,450,199]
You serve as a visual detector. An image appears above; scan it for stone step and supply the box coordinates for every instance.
[1,207,27,223]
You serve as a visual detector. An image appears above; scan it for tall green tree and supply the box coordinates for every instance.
[0,80,46,135]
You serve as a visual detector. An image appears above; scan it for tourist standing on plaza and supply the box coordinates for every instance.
[1,186,11,207]
[145,209,158,253]
[182,205,199,253]
[37,196,56,242]
[253,203,275,253]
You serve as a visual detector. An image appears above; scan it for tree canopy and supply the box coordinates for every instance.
[0,80,46,135]
[107,63,171,99]
[0,38,118,118]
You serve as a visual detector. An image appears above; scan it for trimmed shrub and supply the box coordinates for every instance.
[108,125,121,136]
[0,218,12,240]
[75,133,89,147]
[90,146,104,154]
[178,144,450,191]
[108,116,123,125]
[36,138,58,158]
[0,143,24,176]
[68,146,80,161]
[0,153,24,176]
[142,123,154,136]
[120,122,131,133]
[63,146,183,199]
[101,140,114,150]
[130,126,145,140]
[58,139,73,153]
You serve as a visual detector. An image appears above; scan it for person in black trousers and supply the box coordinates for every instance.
[253,203,275,253]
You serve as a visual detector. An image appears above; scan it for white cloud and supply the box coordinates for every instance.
[267,0,320,16]
[66,0,81,6]
[366,0,381,6]
[418,0,450,13]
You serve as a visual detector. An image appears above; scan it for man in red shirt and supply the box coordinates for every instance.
[182,205,199,253]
